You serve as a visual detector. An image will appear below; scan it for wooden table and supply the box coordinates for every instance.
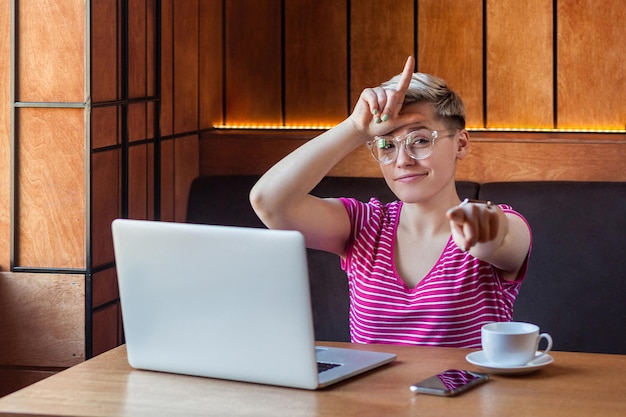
[0,342,625,417]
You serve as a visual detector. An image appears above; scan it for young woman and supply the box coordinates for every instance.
[250,57,531,347]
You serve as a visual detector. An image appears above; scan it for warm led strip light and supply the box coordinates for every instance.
[469,127,626,134]
[215,124,626,134]
[214,124,334,130]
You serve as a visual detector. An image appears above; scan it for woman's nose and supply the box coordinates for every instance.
[395,144,416,167]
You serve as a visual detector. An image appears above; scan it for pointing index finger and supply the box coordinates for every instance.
[395,56,414,94]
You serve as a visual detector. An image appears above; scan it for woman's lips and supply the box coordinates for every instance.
[395,172,427,183]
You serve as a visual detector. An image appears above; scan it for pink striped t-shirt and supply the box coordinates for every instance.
[339,197,530,348]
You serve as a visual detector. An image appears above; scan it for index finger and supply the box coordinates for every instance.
[395,56,415,94]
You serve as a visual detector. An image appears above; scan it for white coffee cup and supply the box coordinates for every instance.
[481,322,553,366]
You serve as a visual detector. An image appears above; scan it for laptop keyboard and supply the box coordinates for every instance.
[317,361,341,373]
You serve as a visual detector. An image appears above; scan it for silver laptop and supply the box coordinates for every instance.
[111,219,396,390]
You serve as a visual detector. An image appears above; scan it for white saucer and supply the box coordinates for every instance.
[465,350,554,375]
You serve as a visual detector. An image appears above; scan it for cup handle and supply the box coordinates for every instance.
[531,333,553,363]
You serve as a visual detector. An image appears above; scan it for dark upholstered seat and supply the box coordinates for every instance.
[479,182,626,354]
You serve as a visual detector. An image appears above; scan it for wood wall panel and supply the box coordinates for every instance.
[225,0,282,125]
[128,0,148,98]
[17,108,85,268]
[129,143,156,221]
[92,267,119,308]
[159,139,175,221]
[160,0,174,136]
[350,0,414,107]
[91,150,120,268]
[128,102,147,142]
[91,107,120,149]
[173,135,200,222]
[486,0,553,129]
[557,0,626,130]
[0,0,10,269]
[17,0,85,102]
[200,132,626,182]
[91,0,119,102]
[456,139,626,182]
[128,144,149,220]
[418,0,484,128]
[284,0,347,126]
[0,272,85,367]
[199,0,223,129]
[173,0,199,133]
[91,303,120,357]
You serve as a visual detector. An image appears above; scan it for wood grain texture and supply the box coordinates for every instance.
[91,106,120,149]
[159,139,176,221]
[0,272,85,367]
[128,144,150,220]
[160,0,174,136]
[91,0,119,102]
[284,0,348,125]
[456,138,626,182]
[128,0,148,99]
[418,0,484,128]
[173,135,200,222]
[486,0,553,129]
[91,267,119,309]
[199,0,224,129]
[17,0,85,102]
[91,150,120,268]
[173,0,199,133]
[128,102,147,142]
[91,303,121,358]
[225,0,282,125]
[557,0,626,130]
[1,343,625,417]
[350,0,414,107]
[0,0,10,269]
[199,131,626,182]
[16,108,86,268]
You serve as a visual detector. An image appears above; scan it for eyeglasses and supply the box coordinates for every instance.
[366,129,457,165]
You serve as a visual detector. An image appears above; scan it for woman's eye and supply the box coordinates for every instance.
[376,138,396,150]
[409,137,429,146]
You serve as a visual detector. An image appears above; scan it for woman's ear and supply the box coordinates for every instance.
[455,129,470,160]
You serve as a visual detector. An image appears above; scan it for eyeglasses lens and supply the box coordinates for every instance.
[369,131,434,164]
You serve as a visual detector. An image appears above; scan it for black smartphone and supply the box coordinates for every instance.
[410,369,489,396]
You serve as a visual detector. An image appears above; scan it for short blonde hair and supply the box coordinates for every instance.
[381,72,466,129]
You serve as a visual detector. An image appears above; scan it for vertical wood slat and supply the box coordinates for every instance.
[199,0,223,129]
[91,106,120,149]
[486,0,553,129]
[418,0,484,128]
[284,0,347,126]
[173,0,199,133]
[128,0,148,99]
[17,108,85,268]
[159,139,175,221]
[173,135,199,222]
[160,0,174,136]
[91,303,120,357]
[17,0,85,102]
[557,0,626,130]
[91,0,119,102]
[91,150,120,268]
[225,0,282,125]
[91,267,119,308]
[350,0,414,108]
[128,144,149,220]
